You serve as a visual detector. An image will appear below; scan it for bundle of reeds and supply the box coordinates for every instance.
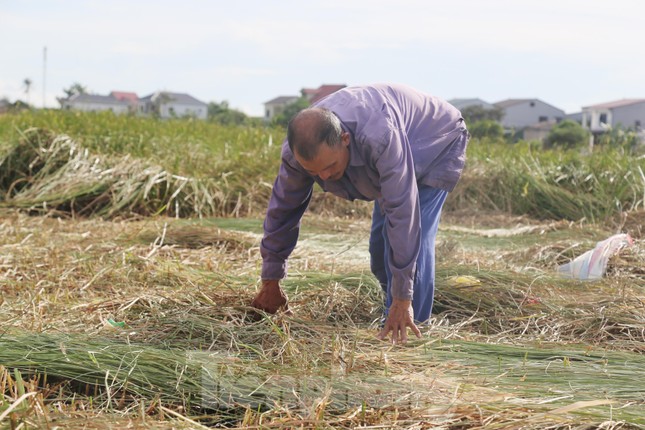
[0,129,224,218]
[2,331,643,428]
[137,223,259,250]
[0,332,444,414]
[433,266,645,350]
[447,139,645,222]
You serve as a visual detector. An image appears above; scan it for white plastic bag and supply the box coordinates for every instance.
[557,233,633,280]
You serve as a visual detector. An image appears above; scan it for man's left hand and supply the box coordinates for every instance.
[377,299,422,344]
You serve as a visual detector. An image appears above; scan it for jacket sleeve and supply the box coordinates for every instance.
[260,144,314,280]
[372,126,420,301]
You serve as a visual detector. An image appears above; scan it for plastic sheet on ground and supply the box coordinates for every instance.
[557,233,634,280]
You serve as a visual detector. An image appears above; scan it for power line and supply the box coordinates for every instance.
[43,46,47,108]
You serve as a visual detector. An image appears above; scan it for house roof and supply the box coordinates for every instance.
[140,92,207,106]
[308,84,346,104]
[494,98,565,113]
[565,112,583,122]
[163,92,207,106]
[264,84,346,107]
[448,98,495,110]
[493,99,535,108]
[264,96,299,105]
[67,93,129,105]
[582,99,645,110]
[110,91,138,103]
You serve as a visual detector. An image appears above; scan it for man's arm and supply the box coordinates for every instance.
[371,126,423,343]
[254,144,314,313]
[373,127,421,304]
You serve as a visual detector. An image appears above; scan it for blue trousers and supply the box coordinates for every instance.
[369,186,448,323]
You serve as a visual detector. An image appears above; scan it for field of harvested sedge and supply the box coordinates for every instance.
[1,111,644,429]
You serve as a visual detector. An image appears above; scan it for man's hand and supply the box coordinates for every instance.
[377,299,422,344]
[250,279,289,315]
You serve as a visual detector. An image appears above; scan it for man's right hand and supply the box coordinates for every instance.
[250,279,289,315]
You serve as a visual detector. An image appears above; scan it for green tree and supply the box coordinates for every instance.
[469,120,505,140]
[151,93,173,118]
[207,101,249,125]
[272,97,310,127]
[544,120,589,149]
[62,82,88,98]
[8,100,30,112]
[461,105,503,125]
[596,126,641,152]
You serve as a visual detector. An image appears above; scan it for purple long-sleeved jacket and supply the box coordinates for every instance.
[260,83,468,300]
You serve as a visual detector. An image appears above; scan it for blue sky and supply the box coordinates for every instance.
[2,0,644,116]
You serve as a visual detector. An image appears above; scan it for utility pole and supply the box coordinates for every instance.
[42,46,47,108]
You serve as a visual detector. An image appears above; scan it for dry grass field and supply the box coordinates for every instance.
[0,112,644,428]
[1,207,643,429]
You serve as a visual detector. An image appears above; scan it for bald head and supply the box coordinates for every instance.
[287,108,343,161]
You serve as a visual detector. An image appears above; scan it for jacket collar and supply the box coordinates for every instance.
[339,119,365,167]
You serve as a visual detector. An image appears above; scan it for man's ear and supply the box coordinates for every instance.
[341,131,350,147]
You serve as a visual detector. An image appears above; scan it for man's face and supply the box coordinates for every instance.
[294,132,350,181]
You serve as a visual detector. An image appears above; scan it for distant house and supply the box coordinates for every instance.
[302,84,346,104]
[565,111,583,124]
[264,96,299,122]
[59,92,134,114]
[581,99,645,133]
[448,98,496,111]
[59,90,207,119]
[523,121,558,142]
[111,91,139,105]
[0,99,10,114]
[263,84,346,122]
[139,91,207,119]
[494,98,565,129]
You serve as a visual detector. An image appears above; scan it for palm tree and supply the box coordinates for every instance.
[23,78,32,105]
[63,82,87,98]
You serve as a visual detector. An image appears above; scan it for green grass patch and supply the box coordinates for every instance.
[1,110,644,222]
